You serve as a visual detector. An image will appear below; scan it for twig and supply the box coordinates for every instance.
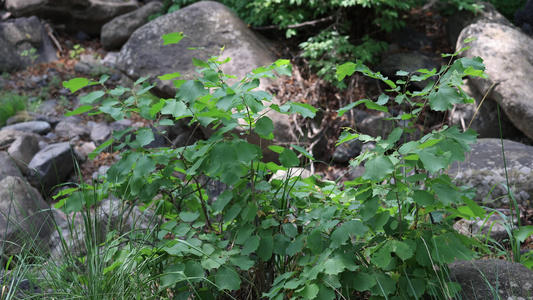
[252,14,336,31]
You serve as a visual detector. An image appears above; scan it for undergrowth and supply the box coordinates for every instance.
[4,32,533,299]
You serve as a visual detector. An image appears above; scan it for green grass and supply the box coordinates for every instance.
[0,92,27,127]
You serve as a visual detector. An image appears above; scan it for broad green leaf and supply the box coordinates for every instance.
[162,32,186,45]
[133,156,156,178]
[377,93,389,105]
[372,245,392,269]
[161,99,189,119]
[336,101,359,117]
[418,147,449,173]
[316,284,336,300]
[65,105,93,116]
[300,283,319,299]
[288,102,318,118]
[353,272,376,291]
[337,62,356,80]
[241,235,260,256]
[363,100,388,112]
[324,257,345,275]
[306,229,323,255]
[135,127,154,147]
[176,80,207,103]
[371,273,395,297]
[400,277,426,299]
[63,78,89,93]
[428,84,463,111]
[192,57,209,68]
[179,211,200,222]
[413,190,435,206]
[363,156,394,181]
[282,223,298,238]
[279,148,300,168]
[431,181,459,205]
[99,106,124,120]
[229,255,254,270]
[80,91,105,104]
[99,74,109,83]
[134,76,149,85]
[390,240,414,261]
[336,131,359,146]
[149,98,165,117]
[286,235,304,256]
[161,264,185,288]
[215,266,241,291]
[254,116,274,138]
[257,235,274,260]
[330,220,368,249]
[514,226,533,243]
[291,144,314,160]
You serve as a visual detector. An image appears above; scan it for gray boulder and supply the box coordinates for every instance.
[27,142,84,195]
[0,152,22,181]
[446,2,512,48]
[448,139,533,208]
[101,1,163,50]
[4,0,139,36]
[0,16,56,72]
[449,259,533,299]
[450,78,527,141]
[0,176,54,258]
[1,121,51,135]
[7,133,42,176]
[457,15,533,141]
[54,116,91,141]
[117,1,276,98]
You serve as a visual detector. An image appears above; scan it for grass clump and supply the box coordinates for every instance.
[0,92,27,127]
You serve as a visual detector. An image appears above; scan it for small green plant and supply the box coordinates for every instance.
[69,44,85,59]
[0,92,27,127]
[20,48,39,65]
[52,32,496,299]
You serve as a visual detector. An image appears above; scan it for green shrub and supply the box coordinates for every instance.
[54,32,500,299]
[0,91,27,127]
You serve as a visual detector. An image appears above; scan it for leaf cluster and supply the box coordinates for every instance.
[59,34,498,299]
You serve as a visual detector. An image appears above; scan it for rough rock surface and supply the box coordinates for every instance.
[0,16,56,72]
[457,16,533,141]
[0,151,22,181]
[448,139,533,207]
[7,133,42,175]
[449,259,533,299]
[116,1,276,98]
[0,176,54,257]
[0,121,51,135]
[4,0,139,36]
[101,1,163,50]
[27,142,84,195]
[450,78,527,141]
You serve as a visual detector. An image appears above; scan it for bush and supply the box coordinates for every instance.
[50,32,503,299]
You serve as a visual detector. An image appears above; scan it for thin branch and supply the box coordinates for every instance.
[252,14,337,31]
